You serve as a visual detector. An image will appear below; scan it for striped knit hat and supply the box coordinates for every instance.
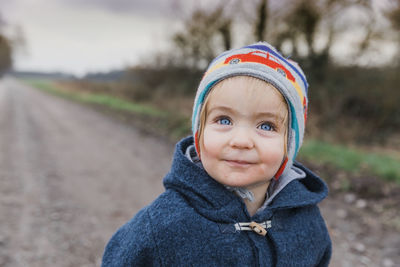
[191,42,309,179]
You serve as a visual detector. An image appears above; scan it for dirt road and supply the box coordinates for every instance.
[0,77,398,266]
[0,78,172,266]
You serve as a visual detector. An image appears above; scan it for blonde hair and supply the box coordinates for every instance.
[198,76,289,155]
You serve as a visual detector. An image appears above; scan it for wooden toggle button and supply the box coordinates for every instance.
[249,221,267,236]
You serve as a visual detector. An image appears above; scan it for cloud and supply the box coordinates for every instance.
[57,0,181,17]
[1,0,180,75]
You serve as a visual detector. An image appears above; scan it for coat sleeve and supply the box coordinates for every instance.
[312,204,332,267]
[317,243,332,267]
[101,208,161,267]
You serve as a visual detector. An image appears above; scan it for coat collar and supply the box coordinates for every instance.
[163,137,328,222]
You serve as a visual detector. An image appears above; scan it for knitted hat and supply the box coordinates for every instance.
[191,42,309,179]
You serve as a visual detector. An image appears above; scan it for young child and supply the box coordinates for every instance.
[102,42,331,266]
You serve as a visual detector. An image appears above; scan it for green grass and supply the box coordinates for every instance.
[24,78,192,140]
[25,79,166,117]
[299,139,400,183]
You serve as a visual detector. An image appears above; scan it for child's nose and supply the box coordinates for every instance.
[229,127,254,149]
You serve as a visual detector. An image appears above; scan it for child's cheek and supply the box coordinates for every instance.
[259,139,286,168]
[202,128,225,157]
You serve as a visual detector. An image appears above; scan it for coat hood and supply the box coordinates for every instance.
[163,137,328,222]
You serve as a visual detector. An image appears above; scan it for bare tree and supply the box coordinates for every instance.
[172,5,233,69]
[270,0,375,71]
[163,0,386,73]
[386,0,400,31]
[254,0,268,41]
[384,0,400,64]
[0,14,12,76]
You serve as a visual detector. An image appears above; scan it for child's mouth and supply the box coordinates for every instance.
[224,159,254,167]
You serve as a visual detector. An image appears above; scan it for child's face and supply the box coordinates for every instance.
[200,77,287,189]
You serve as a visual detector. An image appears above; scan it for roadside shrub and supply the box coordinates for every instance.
[306,65,400,143]
[123,66,203,101]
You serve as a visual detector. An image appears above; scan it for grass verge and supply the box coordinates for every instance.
[299,139,400,184]
[24,78,191,140]
[25,79,166,117]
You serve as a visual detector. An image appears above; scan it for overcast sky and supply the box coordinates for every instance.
[1,0,397,76]
[1,0,195,76]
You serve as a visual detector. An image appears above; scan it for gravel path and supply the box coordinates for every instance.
[0,77,398,266]
[0,78,171,266]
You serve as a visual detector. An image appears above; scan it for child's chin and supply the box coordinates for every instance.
[221,178,272,189]
[222,180,256,188]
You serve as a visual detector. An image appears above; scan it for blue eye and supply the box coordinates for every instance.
[259,123,273,131]
[218,118,231,125]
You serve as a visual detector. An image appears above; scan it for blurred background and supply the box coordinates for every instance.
[0,0,399,266]
[3,0,400,143]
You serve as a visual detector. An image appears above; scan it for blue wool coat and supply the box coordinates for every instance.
[102,137,331,267]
